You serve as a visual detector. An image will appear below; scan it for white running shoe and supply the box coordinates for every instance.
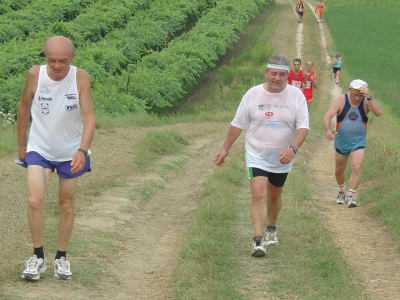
[346,195,357,208]
[265,226,279,245]
[336,191,346,204]
[21,255,47,280]
[251,236,266,257]
[53,256,72,280]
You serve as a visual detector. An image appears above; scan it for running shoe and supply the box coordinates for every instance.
[21,255,47,281]
[265,226,279,245]
[251,236,266,257]
[336,191,346,204]
[53,256,72,280]
[346,195,357,208]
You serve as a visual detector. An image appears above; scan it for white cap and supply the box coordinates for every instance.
[349,79,368,89]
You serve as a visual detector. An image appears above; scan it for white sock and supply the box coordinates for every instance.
[347,189,356,198]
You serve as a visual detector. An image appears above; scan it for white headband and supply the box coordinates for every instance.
[266,63,289,71]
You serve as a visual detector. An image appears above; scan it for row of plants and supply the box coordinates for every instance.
[0,0,224,114]
[94,0,270,115]
[0,0,205,81]
[0,0,98,43]
[67,0,214,81]
[0,0,212,80]
[0,1,263,113]
[0,0,32,15]
[0,0,156,45]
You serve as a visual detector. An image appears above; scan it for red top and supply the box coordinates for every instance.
[288,70,304,89]
[303,71,315,101]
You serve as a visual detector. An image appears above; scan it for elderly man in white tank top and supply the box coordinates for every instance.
[17,36,96,281]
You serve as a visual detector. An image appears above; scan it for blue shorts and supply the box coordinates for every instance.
[333,67,341,73]
[26,151,91,179]
[247,167,288,187]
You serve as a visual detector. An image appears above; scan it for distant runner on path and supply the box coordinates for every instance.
[303,60,317,111]
[315,0,325,23]
[332,54,342,84]
[296,0,305,24]
[288,58,304,90]
[323,79,382,208]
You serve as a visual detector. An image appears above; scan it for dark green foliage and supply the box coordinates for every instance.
[0,0,270,115]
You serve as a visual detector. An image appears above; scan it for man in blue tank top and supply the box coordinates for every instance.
[323,79,382,208]
[17,36,96,281]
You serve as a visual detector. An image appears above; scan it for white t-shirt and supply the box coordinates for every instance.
[231,83,309,173]
[27,65,82,161]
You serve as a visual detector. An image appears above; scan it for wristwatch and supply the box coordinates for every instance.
[366,96,373,100]
[78,148,90,158]
[289,145,298,154]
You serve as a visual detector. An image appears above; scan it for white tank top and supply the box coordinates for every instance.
[27,65,82,161]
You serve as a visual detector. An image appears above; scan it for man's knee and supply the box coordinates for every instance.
[268,191,282,201]
[251,189,266,201]
[28,197,45,211]
[58,197,75,214]
[351,163,363,173]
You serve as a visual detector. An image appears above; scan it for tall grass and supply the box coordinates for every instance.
[325,7,400,114]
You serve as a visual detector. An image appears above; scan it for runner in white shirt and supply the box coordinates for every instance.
[215,54,309,257]
[17,36,96,281]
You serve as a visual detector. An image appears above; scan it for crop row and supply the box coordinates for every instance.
[94,0,271,114]
[0,0,214,113]
[0,0,156,44]
[0,0,207,81]
[0,0,32,16]
[0,0,97,43]
[0,0,273,115]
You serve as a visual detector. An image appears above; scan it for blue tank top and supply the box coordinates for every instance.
[334,58,341,68]
[334,94,368,153]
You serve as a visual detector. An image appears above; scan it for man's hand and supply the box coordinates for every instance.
[279,147,296,164]
[70,151,86,174]
[214,149,229,166]
[325,130,335,141]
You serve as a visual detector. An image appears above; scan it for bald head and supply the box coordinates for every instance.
[43,36,75,58]
[43,36,76,81]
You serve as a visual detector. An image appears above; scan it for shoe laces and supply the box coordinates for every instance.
[26,256,40,270]
[57,257,69,271]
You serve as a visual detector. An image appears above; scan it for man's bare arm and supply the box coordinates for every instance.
[17,66,39,161]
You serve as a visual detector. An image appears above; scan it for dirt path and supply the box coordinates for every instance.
[2,1,400,299]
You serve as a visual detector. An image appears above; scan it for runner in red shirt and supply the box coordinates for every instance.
[288,59,304,90]
[303,60,317,110]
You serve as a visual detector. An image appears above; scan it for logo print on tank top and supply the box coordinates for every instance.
[349,112,358,122]
[39,85,50,94]
[65,104,78,111]
[65,94,77,100]
[41,103,49,115]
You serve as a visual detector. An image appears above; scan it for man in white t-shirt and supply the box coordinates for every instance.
[17,36,96,280]
[214,54,309,257]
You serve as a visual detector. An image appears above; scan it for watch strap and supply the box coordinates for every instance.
[78,148,89,158]
[289,145,298,154]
